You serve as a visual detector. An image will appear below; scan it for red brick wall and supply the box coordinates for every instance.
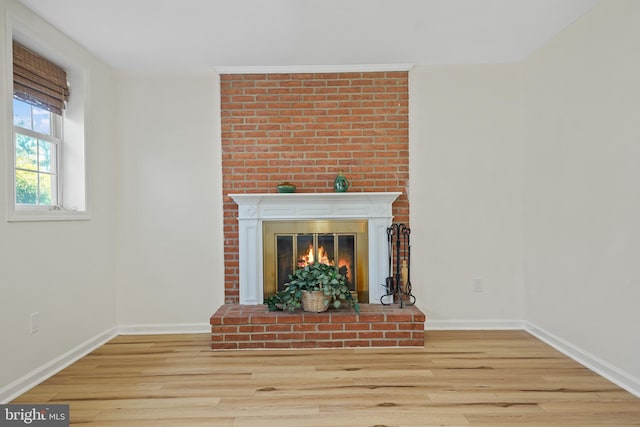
[221,72,409,303]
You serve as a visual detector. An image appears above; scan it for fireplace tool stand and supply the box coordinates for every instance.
[380,223,416,307]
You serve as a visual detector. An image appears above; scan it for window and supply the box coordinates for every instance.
[6,35,88,221]
[12,40,68,212]
[13,98,62,207]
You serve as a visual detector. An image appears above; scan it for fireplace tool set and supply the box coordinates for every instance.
[381,223,416,307]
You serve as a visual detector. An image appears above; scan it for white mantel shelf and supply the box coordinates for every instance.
[229,192,401,220]
[229,192,402,305]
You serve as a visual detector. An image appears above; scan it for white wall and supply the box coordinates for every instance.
[409,64,525,327]
[0,0,117,400]
[522,0,640,386]
[115,71,225,330]
[408,0,640,392]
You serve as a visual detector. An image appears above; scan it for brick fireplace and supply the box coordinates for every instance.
[212,70,423,350]
[221,71,410,303]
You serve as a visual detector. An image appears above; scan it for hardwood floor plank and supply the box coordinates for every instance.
[62,397,221,410]
[10,331,640,426]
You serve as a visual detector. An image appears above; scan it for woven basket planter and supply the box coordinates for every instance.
[301,290,329,312]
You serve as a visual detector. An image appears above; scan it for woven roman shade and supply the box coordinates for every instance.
[13,40,69,115]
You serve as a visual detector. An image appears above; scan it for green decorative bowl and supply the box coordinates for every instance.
[277,182,296,193]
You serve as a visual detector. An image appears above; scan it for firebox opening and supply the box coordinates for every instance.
[263,220,369,302]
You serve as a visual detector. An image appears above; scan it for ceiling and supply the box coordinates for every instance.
[17,0,600,70]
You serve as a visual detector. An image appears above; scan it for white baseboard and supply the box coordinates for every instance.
[524,322,640,399]
[425,319,524,330]
[118,323,210,335]
[0,327,118,404]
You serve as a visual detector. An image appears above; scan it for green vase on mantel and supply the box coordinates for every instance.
[333,171,350,192]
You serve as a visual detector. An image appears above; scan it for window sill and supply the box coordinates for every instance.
[8,208,90,222]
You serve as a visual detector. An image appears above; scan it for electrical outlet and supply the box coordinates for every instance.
[473,278,484,293]
[30,312,40,334]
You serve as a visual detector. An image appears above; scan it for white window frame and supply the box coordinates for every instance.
[4,15,90,222]
[13,102,63,209]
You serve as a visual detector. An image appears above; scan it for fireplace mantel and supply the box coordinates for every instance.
[230,192,401,305]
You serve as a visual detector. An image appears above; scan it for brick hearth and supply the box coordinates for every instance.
[210,304,425,350]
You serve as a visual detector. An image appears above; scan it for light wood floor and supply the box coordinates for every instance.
[12,331,640,426]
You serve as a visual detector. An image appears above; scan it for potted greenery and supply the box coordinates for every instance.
[265,263,360,314]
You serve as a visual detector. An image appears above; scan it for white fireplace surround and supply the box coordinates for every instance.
[229,192,401,305]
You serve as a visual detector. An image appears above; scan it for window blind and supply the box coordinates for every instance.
[13,40,69,115]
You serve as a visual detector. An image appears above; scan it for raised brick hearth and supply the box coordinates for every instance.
[210,304,425,350]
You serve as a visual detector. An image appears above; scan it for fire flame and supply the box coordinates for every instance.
[299,244,352,283]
